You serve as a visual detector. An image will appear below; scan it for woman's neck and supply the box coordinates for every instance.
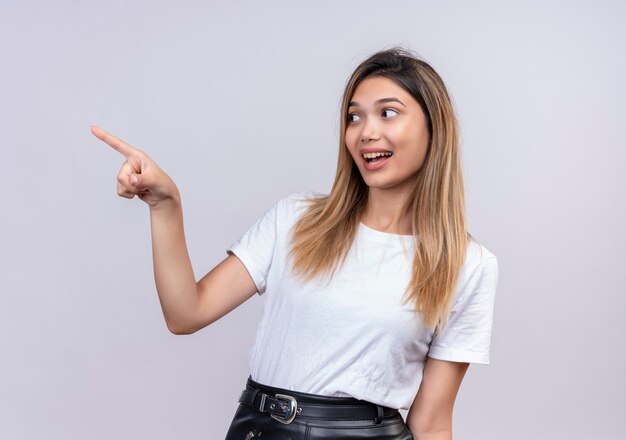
[361,188,412,235]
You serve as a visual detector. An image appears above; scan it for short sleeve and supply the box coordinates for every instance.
[226,200,279,295]
[427,256,499,364]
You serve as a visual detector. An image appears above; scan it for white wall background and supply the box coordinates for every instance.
[1,0,624,439]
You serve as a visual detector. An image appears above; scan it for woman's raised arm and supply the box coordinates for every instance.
[91,125,257,334]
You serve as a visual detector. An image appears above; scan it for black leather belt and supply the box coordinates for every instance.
[238,384,399,425]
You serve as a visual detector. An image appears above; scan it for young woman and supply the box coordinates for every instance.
[92,47,499,440]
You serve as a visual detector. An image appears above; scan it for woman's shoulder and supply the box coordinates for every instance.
[463,237,498,276]
[271,190,327,223]
[277,190,327,211]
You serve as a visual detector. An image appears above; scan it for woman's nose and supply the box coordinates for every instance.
[360,118,380,143]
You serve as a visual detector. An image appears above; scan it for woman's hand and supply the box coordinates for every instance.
[91,125,181,210]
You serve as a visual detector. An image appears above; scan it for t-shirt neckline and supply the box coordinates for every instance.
[358,221,416,245]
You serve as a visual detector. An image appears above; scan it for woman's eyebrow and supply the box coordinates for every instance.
[348,97,407,108]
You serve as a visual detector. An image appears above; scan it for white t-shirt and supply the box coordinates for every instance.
[226,190,499,410]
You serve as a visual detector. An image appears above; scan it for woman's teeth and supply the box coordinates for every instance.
[363,151,392,162]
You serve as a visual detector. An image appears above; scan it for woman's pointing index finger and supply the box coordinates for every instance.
[91,125,138,157]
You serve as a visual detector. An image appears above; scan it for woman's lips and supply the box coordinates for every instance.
[362,154,392,171]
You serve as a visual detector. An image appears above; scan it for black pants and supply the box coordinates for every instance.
[225,376,414,439]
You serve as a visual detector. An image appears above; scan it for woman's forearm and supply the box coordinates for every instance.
[149,197,198,334]
[413,430,452,440]
[409,424,452,440]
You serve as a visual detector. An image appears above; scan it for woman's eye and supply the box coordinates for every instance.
[382,108,398,118]
[347,113,360,123]
[347,109,396,124]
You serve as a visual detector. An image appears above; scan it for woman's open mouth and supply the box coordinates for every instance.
[362,152,392,171]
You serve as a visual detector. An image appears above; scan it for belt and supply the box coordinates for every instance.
[238,382,399,425]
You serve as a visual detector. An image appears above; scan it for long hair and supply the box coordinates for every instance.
[287,46,472,330]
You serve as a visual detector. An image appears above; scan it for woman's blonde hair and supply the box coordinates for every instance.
[287,46,473,330]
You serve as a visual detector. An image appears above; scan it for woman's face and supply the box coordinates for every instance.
[345,75,430,192]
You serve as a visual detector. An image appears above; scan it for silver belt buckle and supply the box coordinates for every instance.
[270,393,298,424]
